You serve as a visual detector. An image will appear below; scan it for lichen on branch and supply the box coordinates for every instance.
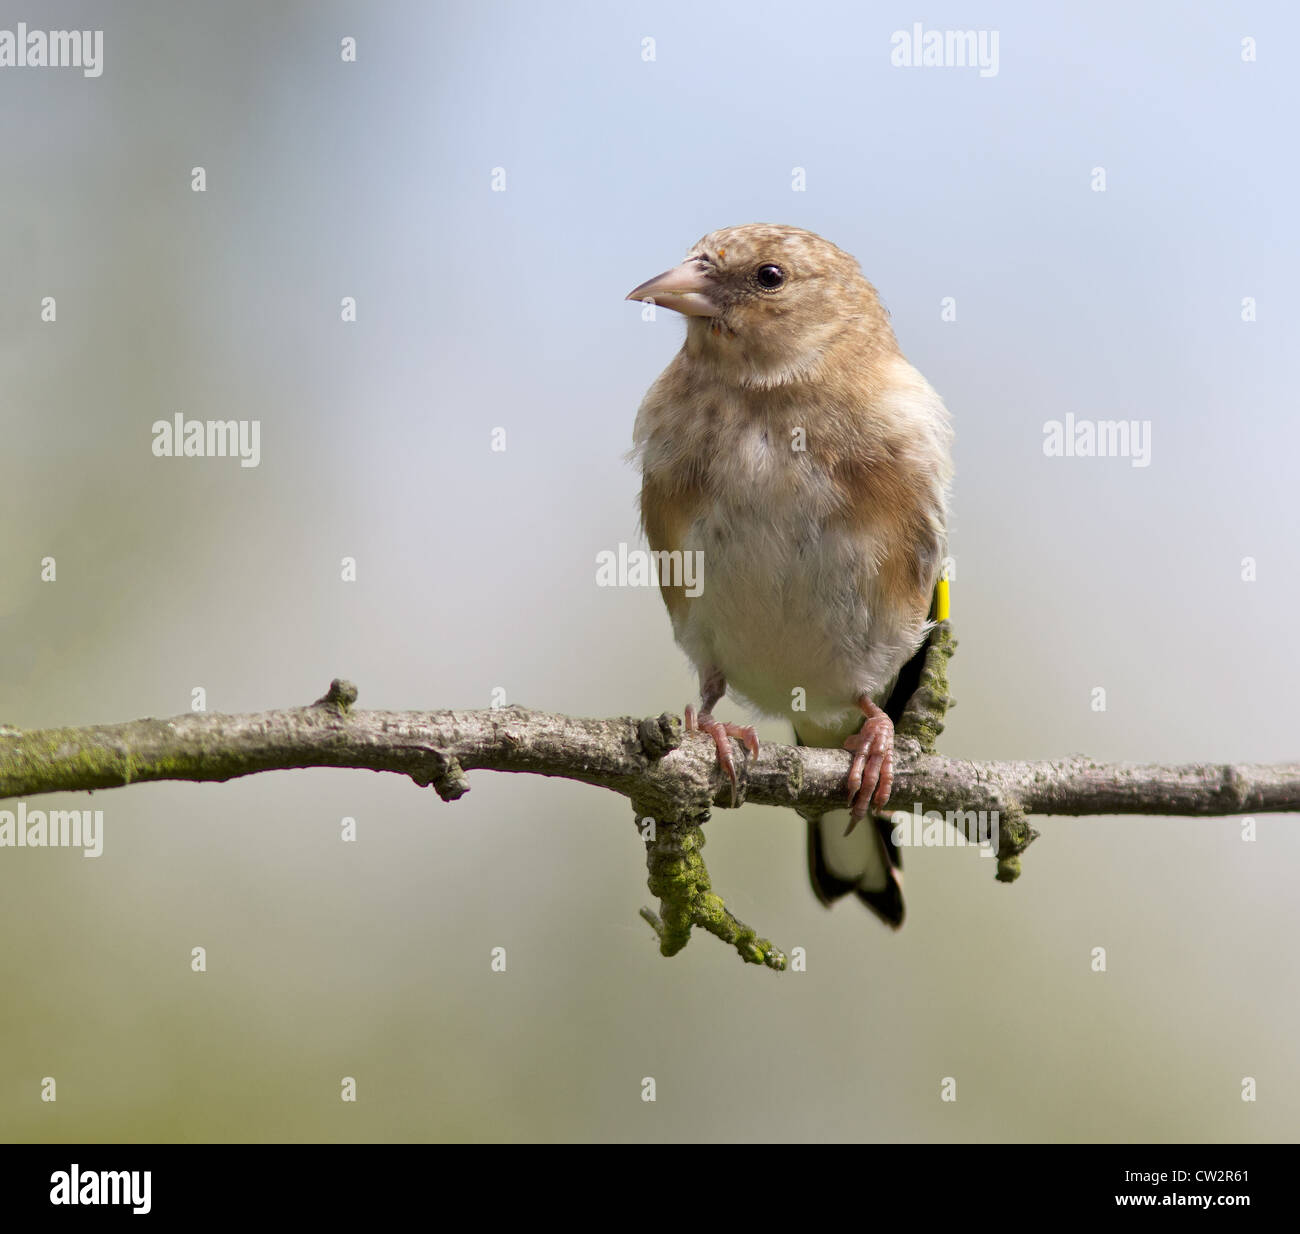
[2,626,1296,969]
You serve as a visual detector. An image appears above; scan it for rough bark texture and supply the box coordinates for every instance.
[2,628,1294,971]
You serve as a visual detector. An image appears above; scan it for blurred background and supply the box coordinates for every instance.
[2,0,1297,1142]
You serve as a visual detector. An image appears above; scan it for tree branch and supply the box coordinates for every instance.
[2,628,1295,971]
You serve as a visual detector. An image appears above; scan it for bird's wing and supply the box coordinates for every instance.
[639,468,705,627]
[832,357,952,677]
[798,359,951,929]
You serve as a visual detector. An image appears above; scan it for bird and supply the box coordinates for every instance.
[626,223,952,928]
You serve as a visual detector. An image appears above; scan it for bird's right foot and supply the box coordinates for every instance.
[685,705,759,805]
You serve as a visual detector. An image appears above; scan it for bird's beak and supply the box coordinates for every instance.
[625,259,719,317]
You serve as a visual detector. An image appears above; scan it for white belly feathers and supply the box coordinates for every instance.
[670,419,914,725]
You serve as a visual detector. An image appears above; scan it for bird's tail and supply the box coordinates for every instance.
[795,642,926,930]
[803,807,905,929]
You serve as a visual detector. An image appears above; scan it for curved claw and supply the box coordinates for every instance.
[686,708,759,806]
[842,712,894,833]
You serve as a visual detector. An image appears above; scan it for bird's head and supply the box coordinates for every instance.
[626,223,894,387]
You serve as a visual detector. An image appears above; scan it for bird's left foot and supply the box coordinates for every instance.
[843,703,894,832]
[685,705,759,805]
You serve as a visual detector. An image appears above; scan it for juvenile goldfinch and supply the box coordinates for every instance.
[627,224,952,928]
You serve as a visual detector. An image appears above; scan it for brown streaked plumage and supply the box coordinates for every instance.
[627,224,952,928]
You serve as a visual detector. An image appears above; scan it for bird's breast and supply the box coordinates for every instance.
[674,419,886,722]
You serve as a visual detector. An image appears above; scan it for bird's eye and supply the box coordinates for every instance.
[754,264,785,290]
